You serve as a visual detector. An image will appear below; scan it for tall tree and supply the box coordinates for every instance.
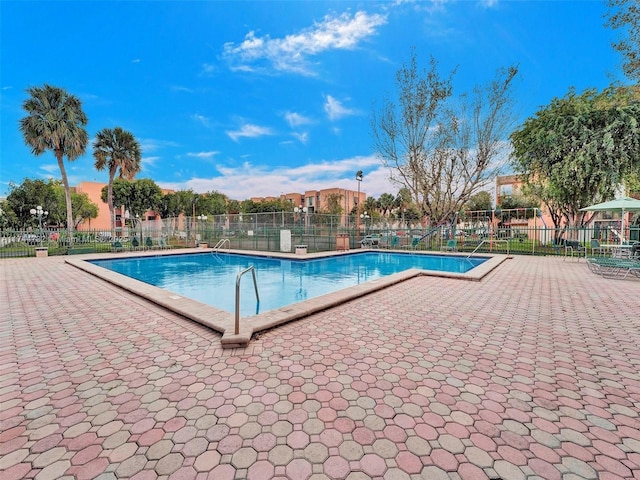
[19,84,89,239]
[606,0,640,81]
[377,193,395,216]
[93,127,142,238]
[510,85,640,232]
[372,50,518,226]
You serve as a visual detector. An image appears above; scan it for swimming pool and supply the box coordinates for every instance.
[90,251,487,317]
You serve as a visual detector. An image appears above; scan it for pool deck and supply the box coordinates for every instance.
[65,249,507,348]
[2,252,640,479]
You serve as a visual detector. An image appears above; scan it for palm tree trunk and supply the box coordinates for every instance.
[107,177,115,240]
[56,149,74,243]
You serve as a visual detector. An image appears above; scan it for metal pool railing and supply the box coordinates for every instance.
[235,266,260,335]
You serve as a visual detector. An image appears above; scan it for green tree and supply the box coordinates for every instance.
[464,191,493,212]
[372,50,518,226]
[323,193,344,215]
[6,179,59,228]
[127,179,162,219]
[510,85,640,231]
[606,0,640,81]
[377,193,395,216]
[93,127,142,237]
[19,84,89,238]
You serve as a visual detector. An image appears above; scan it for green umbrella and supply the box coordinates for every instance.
[580,197,640,245]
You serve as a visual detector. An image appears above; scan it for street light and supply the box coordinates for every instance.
[30,205,48,246]
[360,211,370,236]
[355,171,363,243]
[293,205,307,244]
[197,214,208,244]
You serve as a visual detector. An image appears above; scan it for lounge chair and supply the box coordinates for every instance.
[111,240,124,253]
[131,237,140,250]
[441,239,457,252]
[590,239,606,256]
[587,256,640,279]
[145,237,155,250]
[389,236,400,249]
[158,237,170,249]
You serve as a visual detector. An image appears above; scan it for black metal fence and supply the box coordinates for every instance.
[2,211,638,259]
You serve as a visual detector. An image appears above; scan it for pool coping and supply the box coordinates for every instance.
[65,248,509,347]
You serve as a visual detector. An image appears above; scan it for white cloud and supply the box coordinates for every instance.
[226,123,274,142]
[187,151,219,159]
[292,132,309,144]
[200,63,216,76]
[324,95,356,121]
[284,111,312,127]
[140,138,180,153]
[142,156,160,167]
[157,154,395,200]
[222,11,387,75]
[191,114,210,127]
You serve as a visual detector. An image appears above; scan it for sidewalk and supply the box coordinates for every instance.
[1,255,639,479]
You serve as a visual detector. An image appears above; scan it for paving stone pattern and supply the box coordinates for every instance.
[1,255,640,479]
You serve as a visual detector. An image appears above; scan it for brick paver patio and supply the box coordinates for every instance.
[1,254,639,479]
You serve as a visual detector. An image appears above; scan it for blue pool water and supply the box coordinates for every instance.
[91,252,486,316]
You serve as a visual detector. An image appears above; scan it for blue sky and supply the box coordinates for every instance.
[0,0,625,201]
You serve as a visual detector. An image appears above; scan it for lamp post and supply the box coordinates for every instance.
[197,214,208,245]
[293,205,307,244]
[360,211,370,237]
[30,205,48,246]
[355,171,363,243]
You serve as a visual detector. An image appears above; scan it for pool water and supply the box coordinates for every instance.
[91,252,486,317]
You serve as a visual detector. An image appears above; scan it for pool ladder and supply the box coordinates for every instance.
[466,239,510,258]
[212,238,230,251]
[235,266,260,335]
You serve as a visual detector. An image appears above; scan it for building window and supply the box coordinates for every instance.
[500,185,513,196]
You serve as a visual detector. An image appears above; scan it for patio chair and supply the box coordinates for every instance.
[111,240,124,253]
[389,236,400,249]
[441,239,457,252]
[145,237,154,250]
[403,238,421,250]
[563,239,586,261]
[586,256,640,279]
[590,239,606,256]
[131,237,141,250]
[158,237,170,249]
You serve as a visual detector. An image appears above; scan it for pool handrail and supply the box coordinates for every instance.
[213,238,230,251]
[466,238,510,258]
[235,265,260,335]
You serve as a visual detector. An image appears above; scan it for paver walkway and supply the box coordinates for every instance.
[1,255,639,480]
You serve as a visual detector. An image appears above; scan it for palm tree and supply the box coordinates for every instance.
[19,84,89,240]
[93,127,142,238]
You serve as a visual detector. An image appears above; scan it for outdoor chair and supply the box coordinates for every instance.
[389,236,400,249]
[441,239,457,252]
[403,238,421,250]
[145,237,154,250]
[563,239,586,260]
[111,240,124,253]
[590,239,606,256]
[586,256,640,279]
[131,237,141,250]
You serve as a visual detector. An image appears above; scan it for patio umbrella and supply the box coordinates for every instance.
[580,196,640,245]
